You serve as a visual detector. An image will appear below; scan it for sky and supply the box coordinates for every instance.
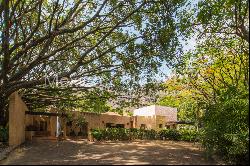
[153,36,197,83]
[153,0,199,83]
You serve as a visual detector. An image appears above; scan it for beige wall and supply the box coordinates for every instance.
[133,115,176,131]
[65,112,132,136]
[155,116,166,131]
[133,115,156,130]
[9,92,28,147]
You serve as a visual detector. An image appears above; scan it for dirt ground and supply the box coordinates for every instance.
[0,138,222,165]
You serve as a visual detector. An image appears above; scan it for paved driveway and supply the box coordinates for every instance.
[0,138,220,165]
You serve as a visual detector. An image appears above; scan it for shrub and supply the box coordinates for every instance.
[202,93,249,165]
[90,128,200,142]
[91,129,103,141]
[0,126,8,142]
[158,129,181,141]
[90,128,158,141]
[144,129,158,140]
[179,129,199,142]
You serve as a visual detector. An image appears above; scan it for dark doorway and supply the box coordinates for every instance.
[79,123,88,138]
[40,121,47,131]
[130,121,133,128]
[106,123,114,128]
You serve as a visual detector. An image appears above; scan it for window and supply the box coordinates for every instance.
[159,124,163,128]
[140,124,146,129]
[165,125,171,129]
[106,123,113,128]
[116,124,125,128]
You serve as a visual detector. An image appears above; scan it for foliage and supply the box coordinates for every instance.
[75,116,86,127]
[0,126,8,142]
[158,129,181,141]
[177,0,249,43]
[201,92,249,164]
[91,128,158,141]
[0,0,187,125]
[179,128,200,142]
[157,76,204,129]
[162,38,249,163]
[90,128,197,142]
[158,0,249,163]
[91,129,103,141]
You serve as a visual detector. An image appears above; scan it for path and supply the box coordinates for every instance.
[0,138,220,165]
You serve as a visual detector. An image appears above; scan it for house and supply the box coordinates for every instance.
[8,92,178,147]
[24,105,177,139]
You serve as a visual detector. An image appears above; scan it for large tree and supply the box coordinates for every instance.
[0,0,186,125]
[158,0,249,163]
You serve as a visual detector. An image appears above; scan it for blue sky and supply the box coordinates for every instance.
[153,36,197,82]
[153,0,199,83]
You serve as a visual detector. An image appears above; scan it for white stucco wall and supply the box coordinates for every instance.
[133,105,156,116]
[133,105,177,122]
[155,105,177,122]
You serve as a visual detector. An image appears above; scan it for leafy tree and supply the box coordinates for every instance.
[177,0,249,43]
[159,0,249,163]
[172,36,248,163]
[158,74,204,130]
[0,0,186,125]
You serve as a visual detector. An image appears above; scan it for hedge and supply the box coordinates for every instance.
[90,128,199,142]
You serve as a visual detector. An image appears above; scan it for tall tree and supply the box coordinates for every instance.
[178,0,249,43]
[159,0,249,163]
[0,0,186,125]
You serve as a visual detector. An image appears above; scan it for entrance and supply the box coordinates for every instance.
[40,121,47,131]
[80,123,88,138]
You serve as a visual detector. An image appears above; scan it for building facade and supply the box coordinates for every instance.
[133,105,178,131]
[24,105,178,140]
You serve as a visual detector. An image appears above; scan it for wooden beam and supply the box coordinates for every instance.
[25,111,66,117]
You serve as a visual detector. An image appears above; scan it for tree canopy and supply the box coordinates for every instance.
[0,0,187,123]
[158,0,249,164]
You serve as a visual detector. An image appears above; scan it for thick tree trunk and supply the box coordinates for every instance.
[0,0,10,127]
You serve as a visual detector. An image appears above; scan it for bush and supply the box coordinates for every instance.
[91,129,103,141]
[90,128,158,141]
[144,129,158,140]
[90,128,201,142]
[158,129,181,141]
[202,93,249,165]
[0,126,8,142]
[179,129,199,142]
